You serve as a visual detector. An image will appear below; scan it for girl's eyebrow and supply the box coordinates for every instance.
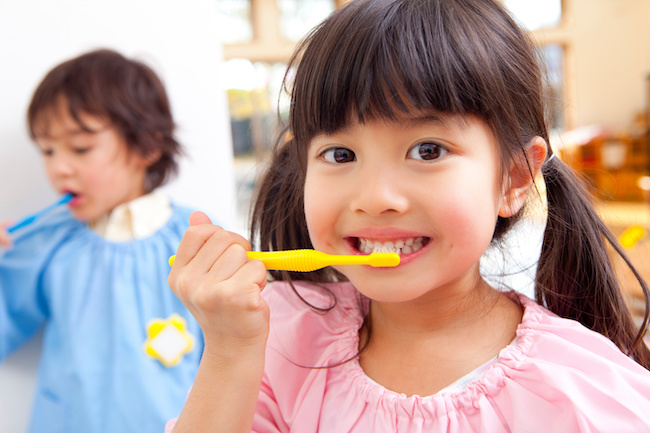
[401,113,456,128]
[313,114,459,141]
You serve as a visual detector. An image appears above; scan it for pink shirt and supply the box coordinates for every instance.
[168,282,650,432]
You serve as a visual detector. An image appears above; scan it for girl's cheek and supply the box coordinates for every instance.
[304,204,325,247]
[304,186,334,248]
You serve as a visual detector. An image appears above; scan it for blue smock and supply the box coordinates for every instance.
[0,204,203,433]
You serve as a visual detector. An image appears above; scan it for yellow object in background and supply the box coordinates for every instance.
[619,225,646,248]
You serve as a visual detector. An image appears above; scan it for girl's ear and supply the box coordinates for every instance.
[498,136,548,218]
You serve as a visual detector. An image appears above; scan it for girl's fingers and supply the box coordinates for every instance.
[170,223,222,269]
[169,211,217,270]
[194,260,270,343]
[191,227,251,274]
[169,216,257,308]
[206,243,252,283]
[197,259,268,315]
[172,216,250,272]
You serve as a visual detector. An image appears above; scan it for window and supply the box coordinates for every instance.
[541,44,566,131]
[277,0,336,41]
[224,59,288,157]
[217,0,253,44]
[504,0,569,132]
[504,0,562,31]
[218,0,343,230]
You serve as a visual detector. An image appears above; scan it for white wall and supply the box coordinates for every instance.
[0,0,236,431]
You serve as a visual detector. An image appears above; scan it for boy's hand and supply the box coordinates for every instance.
[168,211,270,356]
[0,221,13,249]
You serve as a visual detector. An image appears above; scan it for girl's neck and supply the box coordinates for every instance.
[368,276,505,333]
[359,280,523,397]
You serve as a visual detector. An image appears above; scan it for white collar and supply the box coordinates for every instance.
[89,191,172,242]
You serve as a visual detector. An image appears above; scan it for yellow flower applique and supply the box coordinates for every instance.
[143,314,194,367]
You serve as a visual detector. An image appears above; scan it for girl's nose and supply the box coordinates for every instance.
[351,168,410,216]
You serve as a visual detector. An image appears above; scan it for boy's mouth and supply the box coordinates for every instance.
[62,191,81,206]
[352,237,430,255]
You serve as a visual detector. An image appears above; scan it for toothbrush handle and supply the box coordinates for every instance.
[169,251,362,271]
[7,216,38,233]
[247,250,333,271]
[247,250,373,271]
[7,194,74,234]
[168,250,398,271]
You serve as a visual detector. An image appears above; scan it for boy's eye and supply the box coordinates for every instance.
[73,147,91,154]
[407,142,447,161]
[321,147,356,163]
[40,148,54,156]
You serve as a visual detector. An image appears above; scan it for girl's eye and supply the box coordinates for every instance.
[40,148,54,157]
[73,147,91,155]
[407,142,448,161]
[321,147,356,163]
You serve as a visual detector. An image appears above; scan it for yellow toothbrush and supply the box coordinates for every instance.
[168,250,400,272]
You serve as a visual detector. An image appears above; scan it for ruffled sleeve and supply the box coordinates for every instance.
[253,282,367,432]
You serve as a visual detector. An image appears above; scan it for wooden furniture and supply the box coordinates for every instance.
[560,126,649,202]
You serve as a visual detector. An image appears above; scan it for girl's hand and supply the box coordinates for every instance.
[0,221,13,249]
[168,211,270,356]
[167,211,269,432]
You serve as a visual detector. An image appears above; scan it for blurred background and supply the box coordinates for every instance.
[1,0,649,431]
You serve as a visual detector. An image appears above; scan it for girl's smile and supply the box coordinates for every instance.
[343,229,432,267]
[353,236,429,255]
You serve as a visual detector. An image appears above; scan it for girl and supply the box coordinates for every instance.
[0,49,203,433]
[167,0,650,431]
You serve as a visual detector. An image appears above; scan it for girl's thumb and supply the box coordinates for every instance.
[189,211,212,226]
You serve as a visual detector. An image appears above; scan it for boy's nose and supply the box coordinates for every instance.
[49,154,75,177]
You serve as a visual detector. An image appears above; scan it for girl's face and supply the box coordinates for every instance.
[34,103,151,222]
[304,114,511,303]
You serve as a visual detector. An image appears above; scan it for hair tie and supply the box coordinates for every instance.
[546,152,556,164]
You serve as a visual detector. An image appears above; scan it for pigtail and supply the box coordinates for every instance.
[537,156,650,369]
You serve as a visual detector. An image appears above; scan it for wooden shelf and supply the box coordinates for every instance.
[561,132,649,202]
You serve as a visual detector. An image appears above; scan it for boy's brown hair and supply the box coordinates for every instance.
[27,48,182,192]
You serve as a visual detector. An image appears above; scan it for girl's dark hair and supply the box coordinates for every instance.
[27,48,182,191]
[251,0,650,367]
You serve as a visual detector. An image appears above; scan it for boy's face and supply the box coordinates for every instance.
[34,101,151,222]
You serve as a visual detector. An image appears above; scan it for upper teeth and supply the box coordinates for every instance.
[358,237,425,255]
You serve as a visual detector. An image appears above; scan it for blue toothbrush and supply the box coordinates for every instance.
[7,193,74,233]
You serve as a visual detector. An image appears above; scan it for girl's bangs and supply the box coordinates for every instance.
[288,0,503,144]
